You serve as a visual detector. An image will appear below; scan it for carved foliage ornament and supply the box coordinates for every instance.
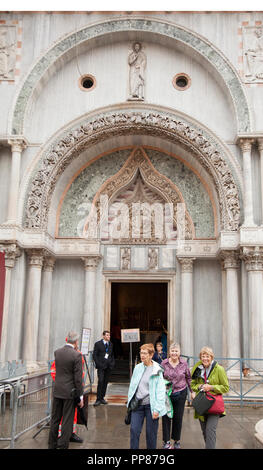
[24,111,241,233]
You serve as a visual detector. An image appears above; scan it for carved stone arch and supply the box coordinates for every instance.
[23,108,241,233]
[10,16,251,136]
[83,146,195,242]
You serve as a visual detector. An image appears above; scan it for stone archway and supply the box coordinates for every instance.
[10,17,251,136]
[23,107,242,234]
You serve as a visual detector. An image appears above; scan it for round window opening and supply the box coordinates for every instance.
[173,73,191,91]
[79,74,96,91]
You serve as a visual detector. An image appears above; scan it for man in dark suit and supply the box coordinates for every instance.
[93,330,115,406]
[48,332,84,449]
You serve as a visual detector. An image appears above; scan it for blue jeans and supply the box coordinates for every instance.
[130,404,159,449]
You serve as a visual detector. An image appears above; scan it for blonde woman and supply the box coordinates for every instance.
[161,343,194,449]
[191,346,229,449]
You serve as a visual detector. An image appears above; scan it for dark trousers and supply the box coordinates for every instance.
[130,404,159,449]
[162,388,187,442]
[48,397,75,449]
[97,367,111,400]
[199,414,219,449]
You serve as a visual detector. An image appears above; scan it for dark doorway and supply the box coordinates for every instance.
[110,282,168,382]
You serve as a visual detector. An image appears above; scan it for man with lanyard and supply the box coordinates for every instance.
[93,330,115,406]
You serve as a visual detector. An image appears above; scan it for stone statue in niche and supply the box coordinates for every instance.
[148,248,158,270]
[128,42,146,100]
[243,26,263,82]
[0,27,16,80]
[121,247,131,270]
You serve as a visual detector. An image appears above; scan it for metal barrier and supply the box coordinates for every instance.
[0,351,95,449]
[182,355,263,406]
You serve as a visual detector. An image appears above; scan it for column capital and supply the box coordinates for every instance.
[240,246,263,271]
[43,255,56,272]
[26,249,45,268]
[177,257,195,273]
[7,138,27,153]
[220,250,240,270]
[258,138,263,152]
[82,255,102,271]
[0,243,21,268]
[238,137,255,153]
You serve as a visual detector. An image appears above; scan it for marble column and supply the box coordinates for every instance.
[258,138,263,223]
[7,139,26,224]
[178,257,195,358]
[241,247,263,369]
[23,249,44,369]
[239,138,255,226]
[220,251,241,365]
[82,256,101,350]
[0,244,20,362]
[38,255,56,363]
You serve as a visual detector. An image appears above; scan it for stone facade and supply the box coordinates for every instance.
[0,11,263,372]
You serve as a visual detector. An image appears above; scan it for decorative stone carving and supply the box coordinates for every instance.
[177,257,195,273]
[243,27,263,83]
[26,249,44,268]
[241,246,263,271]
[148,247,158,270]
[220,250,240,270]
[24,110,241,234]
[128,42,146,101]
[82,255,101,271]
[121,247,131,270]
[43,255,56,272]
[0,243,21,268]
[0,26,16,80]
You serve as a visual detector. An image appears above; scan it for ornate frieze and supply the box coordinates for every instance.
[242,26,263,83]
[23,110,241,235]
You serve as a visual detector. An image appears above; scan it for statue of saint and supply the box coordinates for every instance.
[128,42,146,100]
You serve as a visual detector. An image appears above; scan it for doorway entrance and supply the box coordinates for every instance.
[110,282,168,382]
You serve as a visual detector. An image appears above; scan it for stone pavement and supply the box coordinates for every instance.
[5,384,262,450]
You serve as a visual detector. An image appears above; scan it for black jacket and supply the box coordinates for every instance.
[93,339,115,370]
[53,344,83,400]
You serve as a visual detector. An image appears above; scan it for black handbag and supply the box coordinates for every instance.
[124,395,141,425]
[192,391,215,415]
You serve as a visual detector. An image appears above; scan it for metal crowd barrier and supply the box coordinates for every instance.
[182,355,263,407]
[0,351,94,449]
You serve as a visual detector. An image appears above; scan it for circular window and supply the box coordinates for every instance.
[79,74,96,92]
[172,73,191,91]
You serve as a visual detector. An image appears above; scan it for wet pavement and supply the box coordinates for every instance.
[4,383,262,450]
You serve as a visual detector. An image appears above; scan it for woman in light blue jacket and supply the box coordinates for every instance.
[127,343,167,449]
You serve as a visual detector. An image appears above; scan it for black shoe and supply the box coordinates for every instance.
[100,399,108,405]
[69,433,83,443]
[94,399,101,406]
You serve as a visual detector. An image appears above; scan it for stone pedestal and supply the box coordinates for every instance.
[178,257,195,357]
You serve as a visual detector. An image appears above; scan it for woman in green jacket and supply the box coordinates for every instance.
[191,346,229,449]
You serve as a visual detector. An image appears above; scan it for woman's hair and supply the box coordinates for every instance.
[169,342,181,351]
[199,346,214,360]
[155,342,163,348]
[140,343,155,355]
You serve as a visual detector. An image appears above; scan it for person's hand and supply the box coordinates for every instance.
[191,392,196,400]
[202,384,213,392]
[152,412,159,419]
[79,397,84,408]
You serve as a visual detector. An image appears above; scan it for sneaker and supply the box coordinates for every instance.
[162,441,171,449]
[69,433,83,443]
[173,441,181,449]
